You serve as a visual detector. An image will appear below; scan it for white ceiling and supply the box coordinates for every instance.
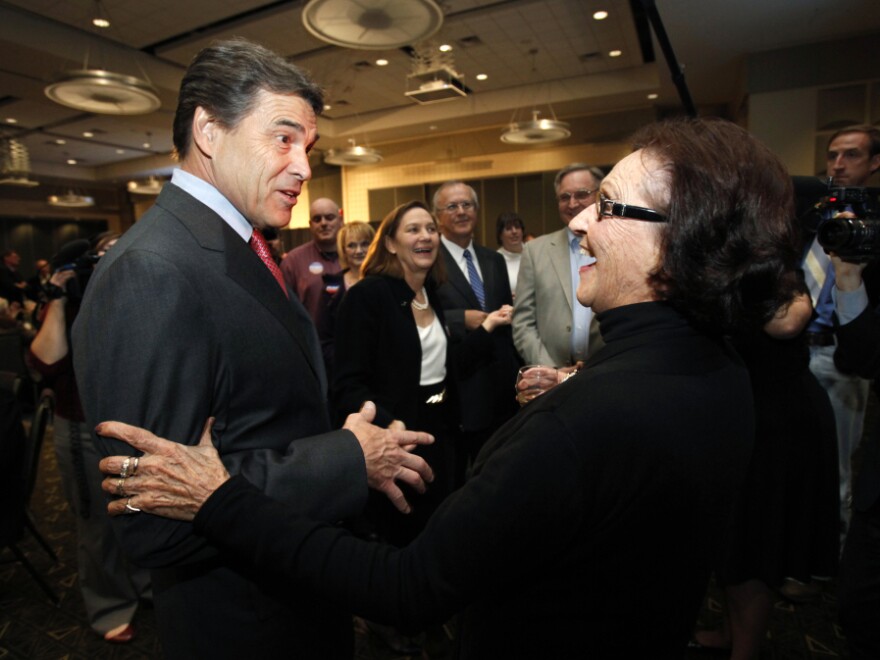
[0,0,878,193]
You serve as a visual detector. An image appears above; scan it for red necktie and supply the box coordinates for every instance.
[249,228,288,298]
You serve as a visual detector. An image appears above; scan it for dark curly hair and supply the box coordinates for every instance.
[173,38,323,160]
[632,117,801,336]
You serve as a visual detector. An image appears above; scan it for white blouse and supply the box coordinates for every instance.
[417,313,447,386]
[498,247,522,295]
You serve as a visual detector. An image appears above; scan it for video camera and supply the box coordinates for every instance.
[812,182,880,263]
[49,239,100,301]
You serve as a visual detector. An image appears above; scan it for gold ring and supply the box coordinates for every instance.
[120,456,131,479]
[129,456,139,477]
[115,477,127,497]
[124,497,141,514]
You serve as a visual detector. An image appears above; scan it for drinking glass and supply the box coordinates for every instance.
[515,365,558,406]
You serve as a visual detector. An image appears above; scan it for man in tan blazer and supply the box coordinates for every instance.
[513,163,605,369]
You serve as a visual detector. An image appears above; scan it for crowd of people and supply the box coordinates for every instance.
[2,36,878,660]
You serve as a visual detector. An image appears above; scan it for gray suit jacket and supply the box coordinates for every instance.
[72,183,364,658]
[513,227,602,367]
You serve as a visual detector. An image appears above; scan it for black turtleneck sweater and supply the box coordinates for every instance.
[196,300,754,659]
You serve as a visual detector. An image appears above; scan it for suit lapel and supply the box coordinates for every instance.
[441,244,480,309]
[548,230,573,308]
[223,227,324,386]
[160,186,324,386]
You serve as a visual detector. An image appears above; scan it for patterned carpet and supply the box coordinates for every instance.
[0,420,854,659]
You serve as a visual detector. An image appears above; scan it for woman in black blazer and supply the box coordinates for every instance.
[331,200,512,546]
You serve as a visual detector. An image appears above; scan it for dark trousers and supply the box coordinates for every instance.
[839,497,880,660]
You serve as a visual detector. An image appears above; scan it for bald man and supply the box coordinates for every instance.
[280,197,344,322]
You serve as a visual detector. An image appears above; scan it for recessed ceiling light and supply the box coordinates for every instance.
[143,141,151,148]
[476,73,488,81]
[647,93,659,100]
[83,131,94,138]
[55,139,66,145]
[324,104,332,111]
[593,10,608,20]
[92,17,110,28]
[116,149,125,154]
[609,49,622,57]
[439,44,452,52]
[5,118,17,124]
[66,158,77,165]
[376,58,389,66]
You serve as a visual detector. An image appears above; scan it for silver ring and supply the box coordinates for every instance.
[115,477,127,497]
[129,457,139,478]
[125,497,141,513]
[120,456,131,479]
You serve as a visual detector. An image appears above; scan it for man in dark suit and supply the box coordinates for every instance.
[72,38,432,660]
[432,181,521,475]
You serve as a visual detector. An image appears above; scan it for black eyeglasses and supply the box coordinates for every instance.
[597,194,667,223]
[442,201,475,213]
[310,213,338,223]
[557,188,597,204]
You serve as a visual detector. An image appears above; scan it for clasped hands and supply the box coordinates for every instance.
[97,401,434,521]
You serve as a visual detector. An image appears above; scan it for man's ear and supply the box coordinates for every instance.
[192,107,217,157]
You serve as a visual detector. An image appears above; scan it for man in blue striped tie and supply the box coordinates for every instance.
[434,181,522,478]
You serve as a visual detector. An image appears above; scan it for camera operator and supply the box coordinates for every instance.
[832,244,880,660]
[803,125,880,555]
[28,233,151,644]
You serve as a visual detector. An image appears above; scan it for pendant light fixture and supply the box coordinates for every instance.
[501,110,571,145]
[44,1,160,115]
[324,139,383,166]
[0,138,39,187]
[500,48,570,145]
[127,175,165,195]
[302,0,443,50]
[48,190,95,208]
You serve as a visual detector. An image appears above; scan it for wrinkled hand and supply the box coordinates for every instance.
[343,401,434,514]
[515,365,560,406]
[97,418,228,521]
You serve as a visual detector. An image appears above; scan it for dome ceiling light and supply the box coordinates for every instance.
[48,190,95,208]
[501,110,571,145]
[501,48,570,145]
[324,140,383,167]
[44,1,160,115]
[127,175,165,195]
[302,0,444,50]
[45,69,161,115]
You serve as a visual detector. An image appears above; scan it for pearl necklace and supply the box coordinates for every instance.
[411,287,429,311]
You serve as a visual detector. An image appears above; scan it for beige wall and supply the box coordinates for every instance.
[747,34,880,183]
[339,135,631,223]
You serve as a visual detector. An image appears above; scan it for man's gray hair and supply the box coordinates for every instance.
[554,163,605,192]
[433,181,480,211]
